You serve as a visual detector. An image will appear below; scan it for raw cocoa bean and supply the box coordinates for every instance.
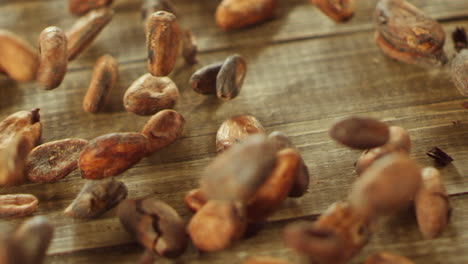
[65,178,127,218]
[187,200,247,252]
[184,188,207,212]
[189,62,223,95]
[311,0,355,22]
[66,8,114,61]
[215,0,277,31]
[82,54,118,113]
[141,109,185,154]
[0,194,38,218]
[37,27,68,90]
[415,167,450,239]
[243,256,292,264]
[216,54,247,100]
[69,0,114,16]
[216,115,265,153]
[118,198,188,258]
[124,73,179,116]
[0,30,39,82]
[451,49,468,96]
[365,252,415,264]
[79,132,149,179]
[201,134,277,202]
[26,138,88,183]
[146,11,181,77]
[181,29,198,65]
[329,116,390,149]
[141,0,177,27]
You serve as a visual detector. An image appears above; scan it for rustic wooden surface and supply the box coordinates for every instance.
[1,0,468,263]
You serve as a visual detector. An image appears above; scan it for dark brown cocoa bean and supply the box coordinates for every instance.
[26,138,88,183]
[69,0,114,16]
[216,115,265,153]
[216,54,247,100]
[329,116,390,149]
[141,109,185,154]
[452,27,468,53]
[311,0,355,22]
[215,0,277,31]
[243,256,292,264]
[365,252,415,264]
[0,194,38,218]
[184,188,207,212]
[189,62,223,95]
[181,29,198,65]
[451,49,468,96]
[37,27,68,90]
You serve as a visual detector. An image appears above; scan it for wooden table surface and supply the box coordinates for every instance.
[1,0,468,263]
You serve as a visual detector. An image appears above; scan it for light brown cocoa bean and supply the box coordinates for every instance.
[311,0,355,22]
[69,0,114,16]
[83,54,118,113]
[118,198,188,258]
[141,0,177,28]
[182,29,198,65]
[415,167,450,239]
[451,49,468,96]
[187,200,247,252]
[124,73,179,116]
[65,178,127,218]
[141,109,185,154]
[365,252,415,264]
[184,188,207,212]
[26,138,88,183]
[66,8,114,61]
[0,194,38,218]
[329,116,390,149]
[215,0,277,31]
[146,11,181,77]
[216,115,265,153]
[216,54,247,100]
[243,256,292,264]
[189,62,223,95]
[79,132,149,179]
[37,27,68,90]
[0,30,39,82]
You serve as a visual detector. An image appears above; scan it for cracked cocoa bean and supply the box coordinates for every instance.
[181,29,198,65]
[216,54,247,100]
[141,109,185,154]
[69,0,114,16]
[365,252,415,264]
[184,188,207,212]
[311,0,355,22]
[243,256,292,264]
[0,194,38,218]
[189,62,223,95]
[37,27,68,90]
[216,115,265,153]
[215,0,277,31]
[118,198,187,258]
[329,116,390,149]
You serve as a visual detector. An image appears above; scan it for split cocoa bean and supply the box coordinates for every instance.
[216,115,265,153]
[329,116,390,149]
[181,29,198,65]
[69,0,114,16]
[311,0,355,22]
[118,198,188,258]
[65,178,127,218]
[0,194,38,218]
[141,109,185,154]
[415,167,450,239]
[243,256,293,264]
[124,73,179,116]
[79,132,149,179]
[141,0,177,27]
[83,54,118,113]
[37,27,68,90]
[184,188,207,212]
[67,8,114,61]
[215,0,277,31]
[26,138,88,183]
[451,49,468,96]
[217,54,247,100]
[146,11,181,77]
[365,252,415,264]
[0,30,39,82]
[189,62,223,95]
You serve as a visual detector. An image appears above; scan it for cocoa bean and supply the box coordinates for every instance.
[141,109,185,154]
[329,116,390,149]
[215,0,277,31]
[0,194,38,218]
[184,188,207,212]
[181,29,198,65]
[216,54,247,100]
[69,0,114,16]
[37,27,68,90]
[189,62,223,95]
[311,0,355,22]
[216,115,265,153]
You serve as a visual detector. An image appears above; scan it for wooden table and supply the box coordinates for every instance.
[1,0,468,263]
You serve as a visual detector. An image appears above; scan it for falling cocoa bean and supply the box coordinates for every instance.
[69,0,114,16]
[184,188,207,212]
[329,116,390,149]
[189,62,223,95]
[216,115,265,153]
[311,0,355,22]
[215,0,277,31]
[141,109,185,154]
[37,27,68,90]
[216,54,247,100]
[0,194,38,218]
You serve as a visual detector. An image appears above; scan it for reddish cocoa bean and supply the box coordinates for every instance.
[216,54,247,100]
[216,115,265,153]
[329,116,390,149]
[215,0,277,31]
[69,0,114,16]
[184,189,207,212]
[37,27,68,90]
[0,194,38,218]
[141,109,185,154]
[189,62,223,95]
[311,0,355,22]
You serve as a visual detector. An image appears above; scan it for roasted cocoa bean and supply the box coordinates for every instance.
[141,109,185,154]
[0,194,38,218]
[184,188,207,212]
[365,252,415,264]
[189,62,223,95]
[65,178,127,218]
[311,0,354,22]
[79,132,149,179]
[66,8,114,61]
[451,49,468,96]
[37,27,68,90]
[243,256,292,264]
[374,0,447,67]
[182,29,198,65]
[118,198,188,258]
[146,11,181,77]
[415,167,450,239]
[187,200,247,252]
[216,115,265,153]
[141,0,177,27]
[124,73,179,116]
[201,134,277,202]
[0,30,39,82]
[215,0,277,31]
[83,54,118,113]
[26,138,88,183]
[329,116,390,149]
[69,0,114,16]
[216,54,247,100]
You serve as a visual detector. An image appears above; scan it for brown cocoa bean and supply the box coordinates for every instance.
[66,8,114,61]
[243,256,292,264]
[65,178,127,218]
[69,0,114,16]
[184,188,207,212]
[124,73,179,116]
[365,252,415,264]
[415,167,450,239]
[141,0,177,28]
[79,132,148,179]
[146,11,181,77]
[118,198,188,258]
[83,54,118,113]
[201,134,277,202]
[451,49,468,96]
[329,116,390,149]
[374,0,447,67]
[26,138,88,183]
[0,194,38,218]
[189,62,223,95]
[215,0,277,31]
[141,109,185,154]
[37,27,68,90]
[216,54,247,100]
[181,29,198,65]
[216,115,265,153]
[311,0,355,22]
[187,200,247,252]
[0,30,39,82]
